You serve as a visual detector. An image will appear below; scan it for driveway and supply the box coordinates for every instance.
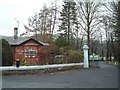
[2,61,118,88]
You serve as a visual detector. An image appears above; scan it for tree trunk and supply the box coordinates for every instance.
[67,3,70,42]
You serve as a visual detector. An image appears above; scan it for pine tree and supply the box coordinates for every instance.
[1,39,13,66]
[58,0,78,43]
[117,1,120,62]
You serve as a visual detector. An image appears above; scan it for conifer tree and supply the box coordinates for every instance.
[58,0,78,43]
[2,39,13,66]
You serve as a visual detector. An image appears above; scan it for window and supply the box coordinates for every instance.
[25,48,36,57]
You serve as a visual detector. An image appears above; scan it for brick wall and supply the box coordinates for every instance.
[12,39,48,65]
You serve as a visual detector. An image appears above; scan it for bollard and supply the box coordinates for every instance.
[83,45,89,68]
[16,59,20,68]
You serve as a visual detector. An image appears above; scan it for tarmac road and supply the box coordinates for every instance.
[2,61,118,88]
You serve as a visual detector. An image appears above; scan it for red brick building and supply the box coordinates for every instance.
[4,28,49,65]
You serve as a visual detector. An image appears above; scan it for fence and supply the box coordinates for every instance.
[0,63,84,71]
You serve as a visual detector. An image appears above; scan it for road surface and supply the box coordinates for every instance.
[2,61,118,88]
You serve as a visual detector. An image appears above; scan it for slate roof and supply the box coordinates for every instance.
[1,36,49,46]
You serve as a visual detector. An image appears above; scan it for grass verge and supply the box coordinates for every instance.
[108,61,120,66]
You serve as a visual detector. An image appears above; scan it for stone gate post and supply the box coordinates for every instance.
[83,45,89,68]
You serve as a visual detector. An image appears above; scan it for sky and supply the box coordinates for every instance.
[0,0,115,38]
[0,0,62,36]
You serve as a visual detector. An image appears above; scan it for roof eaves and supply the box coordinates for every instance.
[38,41,49,46]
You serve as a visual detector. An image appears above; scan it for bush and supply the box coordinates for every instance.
[1,39,13,66]
[67,50,83,63]
[21,59,29,66]
[53,47,84,64]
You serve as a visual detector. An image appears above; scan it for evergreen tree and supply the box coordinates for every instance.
[55,36,69,48]
[117,1,120,62]
[1,39,13,66]
[58,0,78,43]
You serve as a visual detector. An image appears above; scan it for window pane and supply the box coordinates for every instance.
[25,48,35,57]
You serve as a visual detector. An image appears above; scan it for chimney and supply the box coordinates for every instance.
[14,27,18,39]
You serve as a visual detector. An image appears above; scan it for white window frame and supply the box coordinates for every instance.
[24,48,36,58]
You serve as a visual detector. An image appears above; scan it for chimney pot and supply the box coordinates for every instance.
[14,27,18,39]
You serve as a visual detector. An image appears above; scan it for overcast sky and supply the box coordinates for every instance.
[0,0,115,37]
[0,0,62,36]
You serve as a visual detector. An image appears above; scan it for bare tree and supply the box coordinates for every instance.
[21,1,59,42]
[102,0,119,61]
[74,0,102,55]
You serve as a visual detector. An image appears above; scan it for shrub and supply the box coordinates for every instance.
[67,50,84,63]
[21,59,29,66]
[1,39,13,66]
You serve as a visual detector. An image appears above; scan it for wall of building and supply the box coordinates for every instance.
[12,40,48,65]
